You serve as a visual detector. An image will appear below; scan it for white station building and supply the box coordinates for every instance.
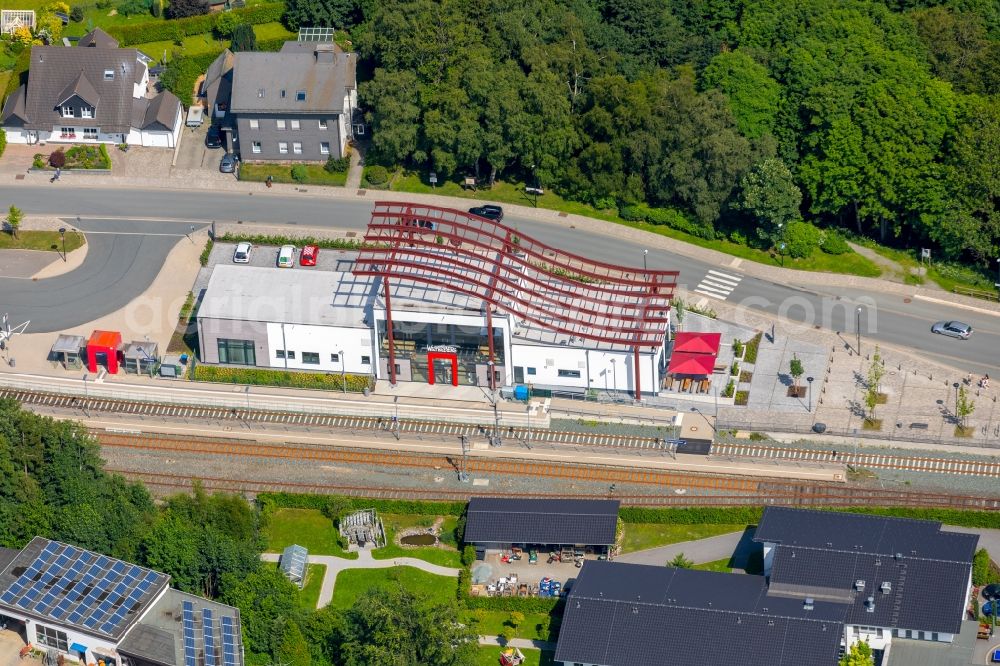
[197,203,679,399]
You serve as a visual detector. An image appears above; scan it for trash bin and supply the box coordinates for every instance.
[513,385,529,401]
[812,423,827,434]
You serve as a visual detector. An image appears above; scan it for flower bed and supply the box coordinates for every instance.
[33,144,111,170]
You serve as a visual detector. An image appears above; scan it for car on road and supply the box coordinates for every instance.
[469,205,504,222]
[984,584,1000,600]
[219,153,239,173]
[205,126,223,149]
[277,245,295,268]
[300,244,319,266]
[232,242,253,264]
[931,320,973,339]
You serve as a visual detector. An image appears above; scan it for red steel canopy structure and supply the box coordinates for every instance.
[353,202,679,399]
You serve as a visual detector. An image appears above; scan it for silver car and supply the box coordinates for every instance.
[232,241,253,263]
[931,320,972,339]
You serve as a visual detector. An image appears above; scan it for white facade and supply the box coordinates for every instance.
[510,344,663,394]
[264,321,375,375]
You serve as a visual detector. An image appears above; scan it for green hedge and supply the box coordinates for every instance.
[464,595,562,613]
[3,48,31,101]
[160,50,224,103]
[192,365,374,392]
[258,492,466,517]
[108,2,285,45]
[0,128,6,160]
[216,232,368,250]
[618,203,715,239]
[619,505,1000,529]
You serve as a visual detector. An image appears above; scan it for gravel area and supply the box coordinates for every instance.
[550,418,679,438]
[717,433,1000,463]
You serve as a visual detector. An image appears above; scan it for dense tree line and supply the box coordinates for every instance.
[0,400,476,666]
[281,0,1000,264]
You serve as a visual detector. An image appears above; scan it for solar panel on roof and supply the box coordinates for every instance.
[0,591,14,604]
[96,556,109,568]
[111,561,126,575]
[83,615,100,629]
[55,554,69,568]
[42,542,59,555]
[204,608,216,666]
[67,610,84,624]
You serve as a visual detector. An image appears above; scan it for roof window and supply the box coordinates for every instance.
[104,69,114,80]
[296,90,306,101]
[257,88,265,98]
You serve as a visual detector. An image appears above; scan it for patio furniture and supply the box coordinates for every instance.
[681,377,692,392]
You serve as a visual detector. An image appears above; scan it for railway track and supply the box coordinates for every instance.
[97,432,1000,510]
[713,442,1000,478]
[5,388,672,450]
[107,468,1000,509]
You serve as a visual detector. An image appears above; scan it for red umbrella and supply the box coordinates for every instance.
[673,332,722,356]
[667,352,715,376]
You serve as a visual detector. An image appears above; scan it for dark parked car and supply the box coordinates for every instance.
[931,320,973,339]
[219,153,239,173]
[469,205,504,222]
[984,600,997,616]
[984,584,1000,600]
[205,126,223,149]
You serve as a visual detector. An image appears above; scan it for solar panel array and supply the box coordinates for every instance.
[222,616,237,666]
[0,541,166,637]
[183,600,196,666]
[203,608,216,666]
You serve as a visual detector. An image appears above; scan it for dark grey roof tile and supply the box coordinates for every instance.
[464,498,619,545]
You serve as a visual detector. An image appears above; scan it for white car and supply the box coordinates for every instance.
[277,245,295,268]
[232,241,253,263]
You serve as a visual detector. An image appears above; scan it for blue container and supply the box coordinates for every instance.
[514,385,529,401]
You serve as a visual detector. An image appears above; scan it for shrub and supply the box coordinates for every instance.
[744,332,763,364]
[364,165,388,186]
[96,0,113,7]
[69,5,84,21]
[109,2,283,45]
[0,128,6,160]
[150,0,161,17]
[166,0,209,19]
[257,492,465,517]
[230,22,256,51]
[819,229,850,255]
[735,390,749,406]
[117,0,151,17]
[193,365,374,392]
[974,548,991,586]
[723,379,735,398]
[290,164,308,183]
[617,202,714,239]
[49,150,66,168]
[325,155,350,173]
[217,232,366,250]
[213,10,240,37]
[160,51,225,103]
[198,239,214,266]
[783,220,820,259]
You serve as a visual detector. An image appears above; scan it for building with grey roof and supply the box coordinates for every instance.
[0,537,243,666]
[218,40,356,162]
[555,561,848,666]
[1,29,182,149]
[755,507,977,653]
[464,498,620,553]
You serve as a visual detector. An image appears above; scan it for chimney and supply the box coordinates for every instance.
[314,43,335,64]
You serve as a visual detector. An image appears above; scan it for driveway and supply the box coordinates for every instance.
[616,527,756,569]
[0,250,57,278]
[0,218,204,333]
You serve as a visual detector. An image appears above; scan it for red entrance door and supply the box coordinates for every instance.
[427,352,459,386]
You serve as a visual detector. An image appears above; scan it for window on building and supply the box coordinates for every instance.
[251,141,261,153]
[931,633,938,641]
[278,142,288,154]
[330,353,340,363]
[361,355,371,365]
[527,367,537,375]
[104,69,114,80]
[290,119,300,130]
[276,119,286,130]
[60,127,74,137]
[302,352,320,364]
[61,106,74,118]
[296,90,306,101]
[81,107,93,118]
[257,88,265,98]
[83,128,97,139]
[275,350,285,359]
[217,339,256,365]
[285,351,296,359]
[320,142,330,155]
[36,625,69,652]
[280,89,286,98]
[558,369,581,378]
[318,119,328,130]
[249,119,259,129]
[292,142,302,154]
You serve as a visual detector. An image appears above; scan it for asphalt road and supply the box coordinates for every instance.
[0,183,997,373]
[0,218,200,333]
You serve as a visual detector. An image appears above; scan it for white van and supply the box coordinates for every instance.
[185,106,204,128]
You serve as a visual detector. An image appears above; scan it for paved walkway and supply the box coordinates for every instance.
[477,636,556,651]
[262,547,460,608]
[616,530,750,568]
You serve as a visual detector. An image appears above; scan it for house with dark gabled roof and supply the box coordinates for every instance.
[1,28,182,149]
[555,561,848,666]
[216,40,356,162]
[754,507,978,652]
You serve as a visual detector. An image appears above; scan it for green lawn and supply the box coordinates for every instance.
[473,646,552,666]
[330,567,457,609]
[240,162,347,187]
[691,558,733,573]
[297,563,325,610]
[462,610,554,641]
[371,513,463,568]
[264,508,357,559]
[391,171,882,278]
[620,523,746,554]
[133,22,294,62]
[0,230,86,253]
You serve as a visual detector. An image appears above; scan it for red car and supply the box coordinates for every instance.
[299,244,319,266]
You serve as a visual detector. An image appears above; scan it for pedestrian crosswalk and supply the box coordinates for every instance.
[693,269,742,300]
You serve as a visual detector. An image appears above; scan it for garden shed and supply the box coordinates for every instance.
[279,544,308,588]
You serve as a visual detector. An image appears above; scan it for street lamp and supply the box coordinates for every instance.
[953,382,961,419]
[856,306,863,354]
[610,359,617,397]
[58,227,67,262]
[995,258,1000,291]
[392,395,399,440]
[339,349,346,394]
[81,374,90,417]
[643,249,648,272]
[778,242,786,267]
[807,376,814,413]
